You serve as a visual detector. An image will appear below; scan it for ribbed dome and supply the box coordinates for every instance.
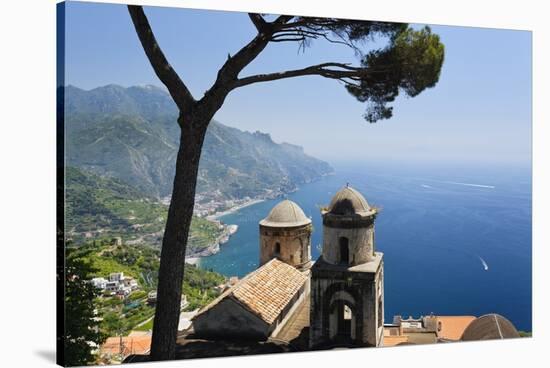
[327,186,373,216]
[461,314,520,341]
[259,200,311,227]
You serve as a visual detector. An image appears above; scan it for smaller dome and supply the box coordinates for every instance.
[327,186,373,216]
[461,314,520,341]
[259,200,311,227]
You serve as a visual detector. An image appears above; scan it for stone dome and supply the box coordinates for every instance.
[259,200,311,227]
[326,186,374,216]
[461,314,520,341]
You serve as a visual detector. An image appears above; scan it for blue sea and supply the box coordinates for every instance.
[198,161,532,332]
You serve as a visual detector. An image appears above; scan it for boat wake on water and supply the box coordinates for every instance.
[429,244,489,272]
[443,181,496,189]
[478,256,489,271]
[415,177,496,189]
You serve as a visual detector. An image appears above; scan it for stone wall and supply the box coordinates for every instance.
[259,224,312,269]
[322,224,375,265]
[193,298,270,340]
[309,256,384,348]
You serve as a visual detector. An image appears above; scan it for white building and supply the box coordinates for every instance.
[106,281,121,293]
[91,277,108,290]
[92,272,140,297]
[122,277,139,290]
[109,272,124,282]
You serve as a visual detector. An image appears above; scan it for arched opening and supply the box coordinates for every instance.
[329,300,355,344]
[339,237,349,264]
[274,242,281,255]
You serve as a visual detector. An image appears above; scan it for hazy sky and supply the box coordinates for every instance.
[63,1,532,166]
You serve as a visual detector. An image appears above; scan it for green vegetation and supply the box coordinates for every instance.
[518,331,532,337]
[128,290,147,301]
[64,167,228,339]
[188,216,224,252]
[70,240,225,337]
[65,166,225,255]
[64,249,106,366]
[65,167,157,229]
[183,264,225,310]
[134,318,154,332]
[65,166,166,241]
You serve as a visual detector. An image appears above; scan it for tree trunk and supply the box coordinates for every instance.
[150,112,208,360]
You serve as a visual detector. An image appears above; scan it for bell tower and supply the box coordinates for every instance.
[259,200,312,271]
[309,185,384,347]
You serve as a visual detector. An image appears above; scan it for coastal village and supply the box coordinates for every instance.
[95,186,521,364]
[91,267,238,364]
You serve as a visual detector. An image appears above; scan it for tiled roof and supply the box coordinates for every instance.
[405,332,438,344]
[196,259,307,325]
[436,316,476,340]
[383,335,410,346]
[461,314,520,341]
[101,335,151,357]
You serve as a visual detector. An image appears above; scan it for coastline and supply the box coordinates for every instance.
[206,198,265,220]
[185,198,266,265]
[185,224,238,264]
[185,257,200,265]
[185,174,333,265]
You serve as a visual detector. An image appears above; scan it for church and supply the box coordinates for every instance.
[188,185,520,353]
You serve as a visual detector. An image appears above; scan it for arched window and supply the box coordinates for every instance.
[339,237,349,264]
[335,301,354,340]
[274,242,281,255]
[344,304,352,321]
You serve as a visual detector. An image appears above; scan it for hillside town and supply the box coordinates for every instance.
[91,272,139,298]
[92,267,240,364]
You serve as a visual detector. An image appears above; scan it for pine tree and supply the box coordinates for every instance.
[128,7,445,360]
[63,251,105,366]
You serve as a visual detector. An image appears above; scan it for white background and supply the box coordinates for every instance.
[0,0,547,367]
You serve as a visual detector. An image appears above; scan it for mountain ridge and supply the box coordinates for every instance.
[64,84,333,200]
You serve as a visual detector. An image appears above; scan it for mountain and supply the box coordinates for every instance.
[64,84,333,200]
[65,166,225,254]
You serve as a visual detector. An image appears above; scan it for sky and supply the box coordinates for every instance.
[63,1,532,167]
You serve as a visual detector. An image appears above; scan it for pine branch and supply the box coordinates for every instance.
[248,13,267,32]
[233,63,369,88]
[127,6,196,111]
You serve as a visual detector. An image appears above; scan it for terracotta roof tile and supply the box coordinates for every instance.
[195,259,307,325]
[383,335,409,346]
[405,332,438,344]
[101,335,151,356]
[436,316,476,340]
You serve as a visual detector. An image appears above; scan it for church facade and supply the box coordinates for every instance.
[191,185,385,348]
[309,186,384,348]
